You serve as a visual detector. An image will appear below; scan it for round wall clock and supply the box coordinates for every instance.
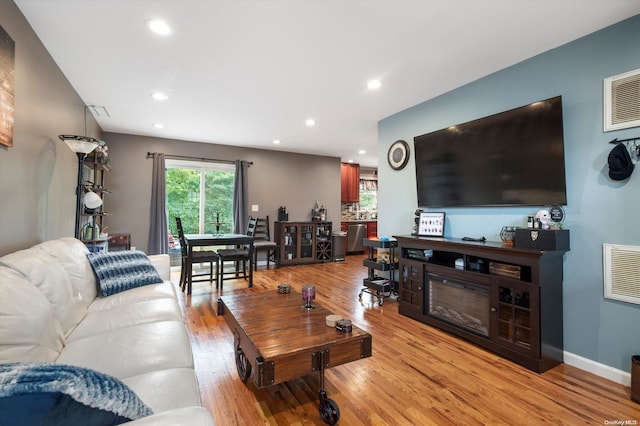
[388,140,410,170]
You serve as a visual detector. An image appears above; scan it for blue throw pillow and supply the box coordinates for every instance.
[87,250,163,297]
[0,362,153,425]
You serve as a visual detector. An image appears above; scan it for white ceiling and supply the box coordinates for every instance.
[15,1,640,167]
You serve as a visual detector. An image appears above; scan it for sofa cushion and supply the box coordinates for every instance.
[125,407,215,426]
[0,249,87,336]
[67,298,183,342]
[87,251,163,297]
[34,237,97,308]
[0,267,65,363]
[56,321,194,379]
[88,281,177,312]
[121,368,202,414]
[0,362,153,425]
[147,254,171,282]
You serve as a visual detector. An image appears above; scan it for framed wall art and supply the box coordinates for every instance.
[0,24,15,148]
[417,211,446,237]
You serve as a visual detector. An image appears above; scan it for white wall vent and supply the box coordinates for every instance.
[604,68,640,132]
[603,244,640,305]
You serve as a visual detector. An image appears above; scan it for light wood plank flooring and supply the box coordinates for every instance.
[174,256,639,425]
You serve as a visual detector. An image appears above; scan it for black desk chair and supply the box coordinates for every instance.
[216,217,255,286]
[176,217,219,291]
[249,216,279,270]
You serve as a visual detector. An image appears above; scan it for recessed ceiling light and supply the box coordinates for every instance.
[273,139,281,144]
[146,19,174,36]
[305,118,316,127]
[153,123,164,129]
[358,150,366,155]
[150,92,169,101]
[367,79,382,90]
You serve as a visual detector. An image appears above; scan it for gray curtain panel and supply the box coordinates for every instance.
[148,153,169,255]
[232,160,249,234]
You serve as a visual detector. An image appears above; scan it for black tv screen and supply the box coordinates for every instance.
[414,96,567,207]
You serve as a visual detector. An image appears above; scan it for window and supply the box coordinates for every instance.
[166,160,235,237]
[359,178,377,211]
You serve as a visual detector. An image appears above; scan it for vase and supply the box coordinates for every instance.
[500,226,517,246]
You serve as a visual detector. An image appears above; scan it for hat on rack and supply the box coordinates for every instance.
[607,143,634,181]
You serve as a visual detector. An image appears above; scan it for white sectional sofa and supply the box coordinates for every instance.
[0,237,214,425]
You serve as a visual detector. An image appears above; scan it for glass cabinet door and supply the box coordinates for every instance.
[300,225,314,260]
[284,225,298,261]
[496,284,533,351]
[399,260,424,313]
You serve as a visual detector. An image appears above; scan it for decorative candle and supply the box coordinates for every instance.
[301,284,316,309]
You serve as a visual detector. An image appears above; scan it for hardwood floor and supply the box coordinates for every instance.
[175,257,639,425]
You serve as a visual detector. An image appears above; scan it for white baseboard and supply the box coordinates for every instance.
[564,351,631,386]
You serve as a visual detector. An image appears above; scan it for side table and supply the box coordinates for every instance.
[107,233,131,251]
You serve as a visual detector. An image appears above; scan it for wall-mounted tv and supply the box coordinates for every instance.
[414,96,567,208]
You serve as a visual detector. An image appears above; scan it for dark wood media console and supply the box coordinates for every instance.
[394,235,569,373]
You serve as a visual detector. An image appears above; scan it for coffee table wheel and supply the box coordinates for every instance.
[358,291,363,301]
[235,345,251,382]
[318,390,340,425]
[378,296,384,306]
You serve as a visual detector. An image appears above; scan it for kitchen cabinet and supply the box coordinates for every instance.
[341,163,360,202]
[367,221,377,238]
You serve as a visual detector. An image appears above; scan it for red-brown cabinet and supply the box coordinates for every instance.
[341,163,360,202]
[367,221,377,239]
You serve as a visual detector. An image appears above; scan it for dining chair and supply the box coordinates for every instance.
[216,217,255,286]
[249,216,279,270]
[175,217,219,291]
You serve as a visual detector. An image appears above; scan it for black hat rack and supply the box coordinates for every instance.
[609,136,640,159]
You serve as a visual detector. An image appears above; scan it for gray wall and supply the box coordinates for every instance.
[0,1,101,255]
[103,133,341,254]
[378,15,640,374]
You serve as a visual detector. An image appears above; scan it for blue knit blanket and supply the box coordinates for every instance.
[0,362,153,425]
[87,250,163,297]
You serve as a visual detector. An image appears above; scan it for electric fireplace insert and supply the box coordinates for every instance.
[427,273,489,337]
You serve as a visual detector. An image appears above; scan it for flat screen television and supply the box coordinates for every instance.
[414,96,567,207]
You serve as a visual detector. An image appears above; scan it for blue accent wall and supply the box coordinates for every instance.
[378,15,640,373]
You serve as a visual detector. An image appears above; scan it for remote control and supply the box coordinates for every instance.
[462,236,486,242]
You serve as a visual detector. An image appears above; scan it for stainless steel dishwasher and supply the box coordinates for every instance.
[346,223,366,254]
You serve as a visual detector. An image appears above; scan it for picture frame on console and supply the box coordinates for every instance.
[417,212,445,237]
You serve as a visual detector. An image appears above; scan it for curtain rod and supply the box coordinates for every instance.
[146,152,252,166]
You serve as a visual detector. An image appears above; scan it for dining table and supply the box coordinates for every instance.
[183,233,254,294]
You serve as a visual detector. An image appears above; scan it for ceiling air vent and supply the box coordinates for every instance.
[603,244,640,305]
[604,68,640,132]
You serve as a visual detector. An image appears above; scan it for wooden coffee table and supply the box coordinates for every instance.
[218,290,372,425]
